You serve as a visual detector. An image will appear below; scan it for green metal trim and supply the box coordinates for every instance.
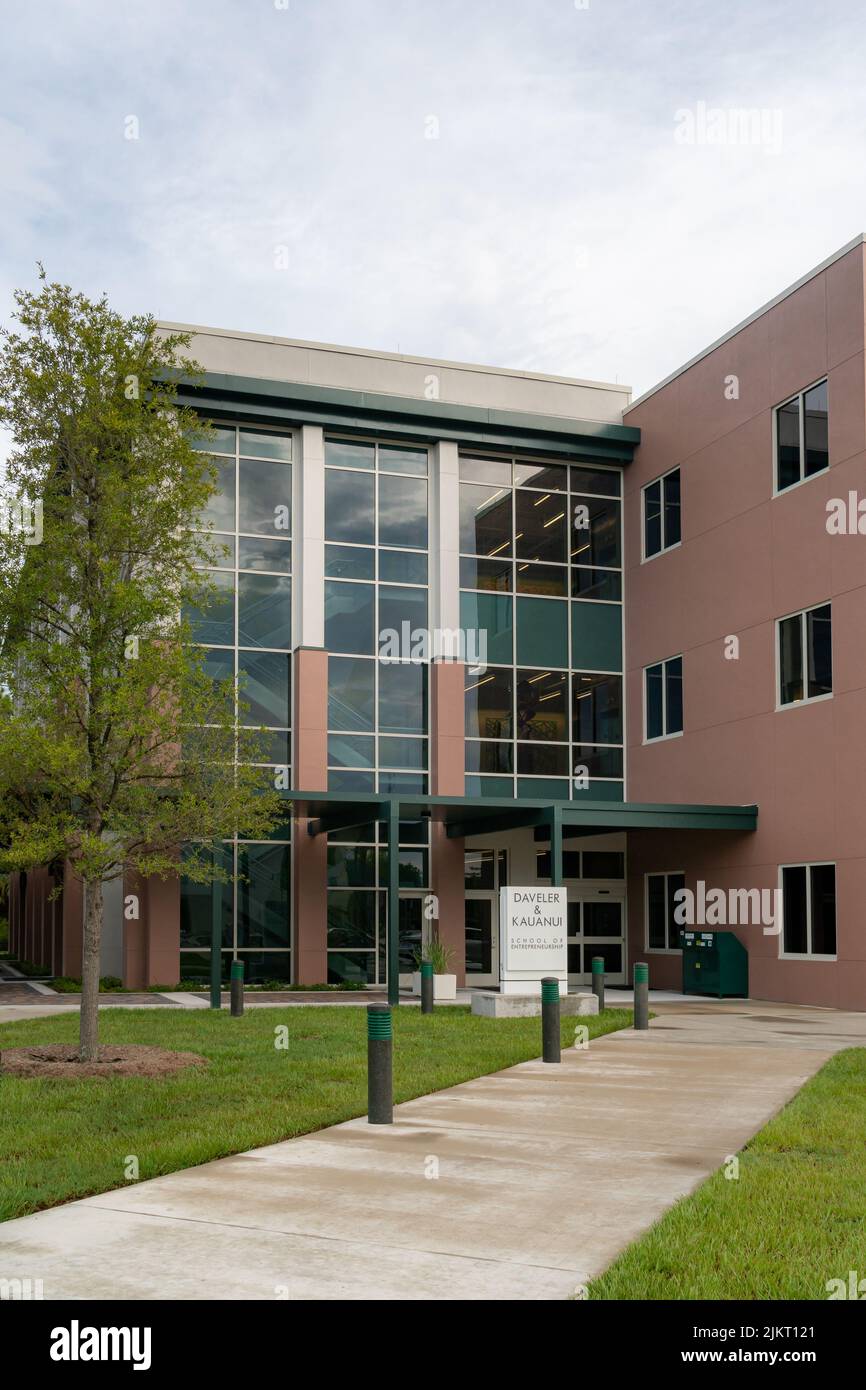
[293,790,758,836]
[634,962,649,983]
[549,803,564,887]
[173,370,639,459]
[591,956,605,975]
[541,978,560,1004]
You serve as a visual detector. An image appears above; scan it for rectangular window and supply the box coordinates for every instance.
[643,467,681,559]
[781,863,836,957]
[775,379,829,491]
[458,450,623,799]
[644,655,683,740]
[646,871,685,950]
[777,603,832,707]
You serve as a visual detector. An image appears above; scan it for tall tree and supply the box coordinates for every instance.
[0,271,282,1060]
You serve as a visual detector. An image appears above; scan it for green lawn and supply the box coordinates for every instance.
[0,1004,632,1223]
[590,1047,866,1301]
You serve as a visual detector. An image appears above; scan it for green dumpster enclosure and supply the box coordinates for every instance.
[680,929,749,998]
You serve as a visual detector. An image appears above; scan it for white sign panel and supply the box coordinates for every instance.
[499,887,567,995]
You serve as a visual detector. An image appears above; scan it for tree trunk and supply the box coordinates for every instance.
[79,878,103,1062]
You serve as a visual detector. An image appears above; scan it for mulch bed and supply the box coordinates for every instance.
[0,1044,208,1079]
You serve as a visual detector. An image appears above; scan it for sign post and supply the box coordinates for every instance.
[499,886,568,995]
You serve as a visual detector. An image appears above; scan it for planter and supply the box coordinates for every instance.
[411,971,457,1002]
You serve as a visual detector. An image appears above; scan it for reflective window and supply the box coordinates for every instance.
[644,656,682,740]
[782,863,836,956]
[643,469,679,559]
[326,469,375,545]
[237,573,291,649]
[325,580,375,655]
[237,651,291,728]
[779,603,831,705]
[328,656,375,731]
[239,459,291,536]
[776,380,828,491]
[459,482,512,557]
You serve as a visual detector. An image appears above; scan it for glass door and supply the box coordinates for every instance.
[464,848,506,986]
[567,895,626,986]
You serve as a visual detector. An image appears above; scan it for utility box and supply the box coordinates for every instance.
[680,930,748,998]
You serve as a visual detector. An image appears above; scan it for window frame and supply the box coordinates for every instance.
[644,870,686,953]
[323,434,431,793]
[775,601,833,711]
[458,448,626,800]
[772,377,829,496]
[777,861,837,961]
[641,466,682,562]
[643,653,683,743]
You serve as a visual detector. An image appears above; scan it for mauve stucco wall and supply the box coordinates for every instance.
[623,243,866,1010]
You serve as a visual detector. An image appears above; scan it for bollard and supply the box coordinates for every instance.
[541,977,561,1063]
[230,958,244,1017]
[367,1004,393,1124]
[634,961,649,1030]
[591,955,605,1012]
[420,959,434,1015]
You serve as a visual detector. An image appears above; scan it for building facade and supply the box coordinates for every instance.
[8,236,866,1009]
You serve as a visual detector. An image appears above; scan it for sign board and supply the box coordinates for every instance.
[499,886,568,995]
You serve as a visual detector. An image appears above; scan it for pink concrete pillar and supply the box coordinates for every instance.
[145,873,180,988]
[430,659,465,796]
[430,659,466,982]
[432,822,466,986]
[293,647,328,792]
[123,869,148,991]
[61,865,83,979]
[293,816,328,985]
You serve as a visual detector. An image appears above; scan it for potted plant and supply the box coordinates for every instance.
[411,939,457,1001]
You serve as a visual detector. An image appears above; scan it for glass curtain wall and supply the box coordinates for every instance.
[179,422,293,982]
[324,437,430,795]
[459,453,624,799]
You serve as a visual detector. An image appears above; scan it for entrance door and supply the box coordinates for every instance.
[567,894,626,986]
[464,848,506,987]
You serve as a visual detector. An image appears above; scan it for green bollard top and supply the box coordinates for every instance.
[367,1004,392,1040]
[591,956,604,975]
[230,959,244,980]
[420,960,434,978]
[541,977,560,1003]
[633,962,649,984]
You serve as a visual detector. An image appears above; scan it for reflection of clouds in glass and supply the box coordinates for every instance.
[325,471,374,545]
[377,475,427,549]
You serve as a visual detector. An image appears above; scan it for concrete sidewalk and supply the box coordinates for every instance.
[1,998,864,1300]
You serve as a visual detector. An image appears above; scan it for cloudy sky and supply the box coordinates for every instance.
[3,0,866,399]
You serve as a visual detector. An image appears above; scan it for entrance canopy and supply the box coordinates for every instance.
[298,790,757,842]
[293,791,757,1005]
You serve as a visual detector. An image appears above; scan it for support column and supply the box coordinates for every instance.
[549,804,563,887]
[293,646,328,791]
[145,873,180,987]
[293,818,328,985]
[123,868,147,990]
[61,864,83,978]
[432,824,466,987]
[386,799,400,1007]
[430,659,465,797]
[295,425,325,649]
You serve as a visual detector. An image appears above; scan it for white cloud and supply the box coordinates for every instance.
[2,0,866,397]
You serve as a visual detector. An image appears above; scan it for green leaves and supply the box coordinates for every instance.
[0,272,283,888]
